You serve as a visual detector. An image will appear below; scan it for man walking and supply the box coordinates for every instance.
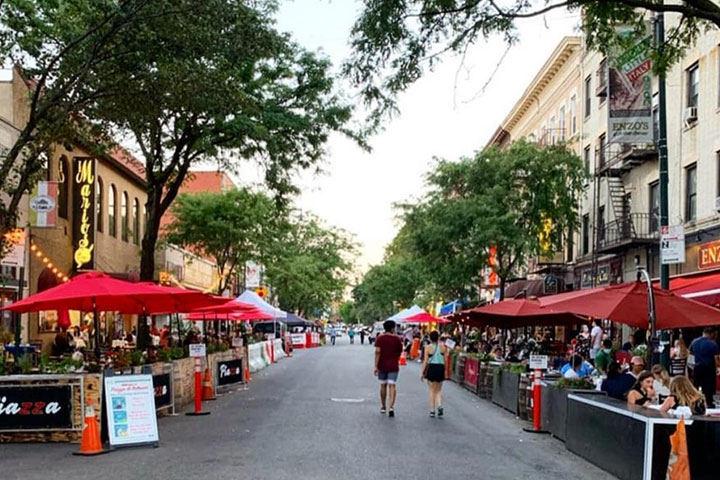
[690,327,720,407]
[374,320,403,417]
[330,326,337,346]
[359,328,366,345]
[590,319,603,362]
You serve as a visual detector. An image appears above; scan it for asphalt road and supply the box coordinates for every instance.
[1,337,616,480]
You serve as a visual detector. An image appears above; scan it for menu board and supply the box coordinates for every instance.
[104,375,159,447]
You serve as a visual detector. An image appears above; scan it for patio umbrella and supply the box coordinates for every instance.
[136,283,232,314]
[188,299,261,315]
[185,309,273,321]
[666,275,720,306]
[463,298,586,328]
[401,312,450,324]
[537,281,720,330]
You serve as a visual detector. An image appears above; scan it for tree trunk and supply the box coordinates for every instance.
[140,187,163,281]
[498,276,506,301]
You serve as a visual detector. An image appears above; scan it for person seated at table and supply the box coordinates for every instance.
[651,364,671,397]
[491,347,503,362]
[622,333,636,353]
[594,339,613,375]
[563,355,583,379]
[561,355,595,378]
[627,371,655,407]
[505,347,520,363]
[659,375,707,415]
[124,331,135,344]
[52,328,71,356]
[601,361,636,400]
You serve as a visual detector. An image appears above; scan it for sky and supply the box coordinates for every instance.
[242,1,582,274]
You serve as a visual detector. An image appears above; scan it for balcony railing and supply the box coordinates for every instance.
[537,128,567,147]
[598,213,657,253]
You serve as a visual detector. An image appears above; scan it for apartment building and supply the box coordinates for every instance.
[490,23,720,296]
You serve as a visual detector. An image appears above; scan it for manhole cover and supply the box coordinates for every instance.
[330,398,365,403]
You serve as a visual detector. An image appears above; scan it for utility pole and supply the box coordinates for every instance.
[655,7,670,368]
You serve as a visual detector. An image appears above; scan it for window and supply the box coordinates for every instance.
[108,184,117,237]
[583,146,591,175]
[685,164,697,222]
[582,214,590,255]
[58,156,69,219]
[687,63,699,108]
[567,229,574,263]
[559,106,566,141]
[649,181,659,233]
[717,152,720,198]
[598,206,605,242]
[550,116,556,144]
[570,95,577,135]
[132,198,139,245]
[598,58,607,103]
[598,134,607,168]
[584,76,592,118]
[95,177,103,232]
[121,192,129,241]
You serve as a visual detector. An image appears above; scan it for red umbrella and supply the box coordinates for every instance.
[57,309,71,330]
[401,312,450,324]
[538,281,720,330]
[136,283,231,314]
[463,298,585,328]
[667,275,720,305]
[188,299,259,315]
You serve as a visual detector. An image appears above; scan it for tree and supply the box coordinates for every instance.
[264,215,356,318]
[83,0,362,281]
[164,189,278,295]
[345,0,719,119]
[399,141,586,300]
[352,256,425,322]
[0,0,159,255]
[338,300,358,325]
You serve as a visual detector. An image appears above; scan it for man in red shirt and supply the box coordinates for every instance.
[374,320,403,417]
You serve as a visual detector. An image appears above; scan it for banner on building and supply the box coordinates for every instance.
[1,228,26,267]
[608,26,654,144]
[71,157,96,271]
[29,181,58,227]
[245,260,262,288]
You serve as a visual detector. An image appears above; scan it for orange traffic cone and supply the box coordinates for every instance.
[73,398,108,456]
[399,351,407,366]
[202,368,216,401]
[245,360,252,382]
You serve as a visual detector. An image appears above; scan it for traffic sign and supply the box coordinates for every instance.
[660,225,685,265]
[529,355,548,370]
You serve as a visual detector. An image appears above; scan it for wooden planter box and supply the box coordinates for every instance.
[541,382,606,442]
[451,354,466,384]
[492,370,520,415]
[518,373,533,421]
[478,363,497,400]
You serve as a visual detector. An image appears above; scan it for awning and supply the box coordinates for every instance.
[439,300,461,316]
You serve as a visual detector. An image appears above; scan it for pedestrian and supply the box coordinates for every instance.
[590,319,603,361]
[330,325,337,346]
[689,327,720,407]
[374,320,403,417]
[349,327,355,344]
[422,330,448,418]
[360,328,366,345]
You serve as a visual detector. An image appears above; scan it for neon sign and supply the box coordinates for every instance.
[72,158,96,270]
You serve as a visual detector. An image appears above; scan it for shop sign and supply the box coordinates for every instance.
[105,375,159,447]
[581,267,610,287]
[71,157,96,271]
[217,359,244,386]
[464,356,479,386]
[0,385,72,431]
[291,333,305,346]
[529,355,549,370]
[152,373,172,411]
[543,275,558,295]
[699,240,720,270]
[608,25,654,144]
[660,225,685,265]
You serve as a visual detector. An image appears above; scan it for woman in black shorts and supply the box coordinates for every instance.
[422,330,448,418]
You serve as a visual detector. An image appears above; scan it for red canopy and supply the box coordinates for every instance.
[185,309,272,321]
[463,298,586,328]
[538,281,720,330]
[667,275,720,305]
[136,283,232,314]
[4,272,173,314]
[189,299,260,315]
[401,312,450,324]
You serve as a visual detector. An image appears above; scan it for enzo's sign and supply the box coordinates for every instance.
[0,385,73,430]
[608,26,654,144]
[699,240,720,270]
[72,157,96,271]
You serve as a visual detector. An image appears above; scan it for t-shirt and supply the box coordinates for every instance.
[563,369,579,379]
[690,337,720,367]
[601,373,635,400]
[595,349,612,373]
[375,333,403,373]
[591,326,603,350]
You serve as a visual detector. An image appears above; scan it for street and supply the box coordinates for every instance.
[1,339,615,480]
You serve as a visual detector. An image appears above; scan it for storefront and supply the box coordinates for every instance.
[573,255,624,290]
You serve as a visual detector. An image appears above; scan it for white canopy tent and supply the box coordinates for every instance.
[388,305,424,322]
[237,290,287,318]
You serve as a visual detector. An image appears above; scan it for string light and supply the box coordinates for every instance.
[30,241,71,283]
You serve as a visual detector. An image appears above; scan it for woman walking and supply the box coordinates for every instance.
[422,330,448,418]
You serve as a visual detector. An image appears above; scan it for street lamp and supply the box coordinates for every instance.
[635,259,657,366]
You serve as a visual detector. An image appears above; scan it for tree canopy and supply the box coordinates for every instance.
[345,0,719,121]
[164,189,279,294]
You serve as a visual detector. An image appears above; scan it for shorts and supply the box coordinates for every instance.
[378,371,399,384]
[425,364,445,383]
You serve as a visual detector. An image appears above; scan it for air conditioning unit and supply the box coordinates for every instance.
[715,196,720,213]
[684,106,698,125]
